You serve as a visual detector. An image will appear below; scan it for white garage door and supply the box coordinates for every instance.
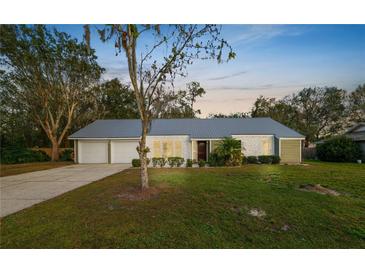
[79,141,108,163]
[111,140,139,163]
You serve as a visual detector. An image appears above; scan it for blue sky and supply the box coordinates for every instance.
[55,24,365,116]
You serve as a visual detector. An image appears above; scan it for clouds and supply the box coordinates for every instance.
[227,25,307,46]
[207,70,248,81]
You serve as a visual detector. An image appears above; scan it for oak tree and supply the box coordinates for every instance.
[0,25,104,160]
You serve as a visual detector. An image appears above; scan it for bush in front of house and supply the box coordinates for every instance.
[167,157,184,167]
[247,156,258,164]
[198,160,206,167]
[175,157,185,167]
[60,149,73,161]
[167,157,177,167]
[215,137,242,166]
[0,146,50,164]
[132,159,141,167]
[271,155,281,164]
[152,157,160,167]
[186,159,193,167]
[208,152,225,167]
[152,157,166,167]
[242,156,248,164]
[258,155,273,164]
[317,136,362,162]
[257,155,281,164]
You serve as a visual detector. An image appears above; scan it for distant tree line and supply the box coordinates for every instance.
[249,85,365,145]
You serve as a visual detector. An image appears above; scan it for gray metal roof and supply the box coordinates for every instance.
[68,118,305,139]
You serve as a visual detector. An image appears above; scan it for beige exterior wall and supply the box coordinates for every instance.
[280,139,302,163]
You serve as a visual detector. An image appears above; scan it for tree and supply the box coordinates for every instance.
[96,78,139,119]
[85,24,235,190]
[251,95,299,130]
[292,87,347,142]
[184,81,206,116]
[251,87,347,145]
[158,81,206,118]
[0,70,49,148]
[208,112,249,118]
[348,84,365,124]
[0,25,104,160]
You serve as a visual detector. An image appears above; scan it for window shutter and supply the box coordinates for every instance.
[153,141,161,157]
[166,140,173,157]
[174,141,182,157]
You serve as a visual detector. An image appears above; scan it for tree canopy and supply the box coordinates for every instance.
[0,25,104,160]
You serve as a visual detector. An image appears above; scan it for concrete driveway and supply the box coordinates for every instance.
[0,164,130,217]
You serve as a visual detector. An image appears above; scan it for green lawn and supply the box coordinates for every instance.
[1,162,364,248]
[0,161,74,177]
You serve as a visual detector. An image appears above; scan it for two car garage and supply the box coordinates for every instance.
[76,140,139,164]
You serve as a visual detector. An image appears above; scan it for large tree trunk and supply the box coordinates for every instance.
[139,119,149,190]
[51,139,59,161]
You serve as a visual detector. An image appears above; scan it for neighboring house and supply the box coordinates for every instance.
[68,118,305,164]
[345,122,365,160]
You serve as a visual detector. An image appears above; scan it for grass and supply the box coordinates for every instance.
[0,161,74,177]
[1,162,364,248]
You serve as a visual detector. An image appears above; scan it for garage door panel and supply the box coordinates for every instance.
[79,141,108,163]
[111,141,139,163]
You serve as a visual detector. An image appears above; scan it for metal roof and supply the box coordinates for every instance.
[68,118,305,139]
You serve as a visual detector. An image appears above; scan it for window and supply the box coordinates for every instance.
[162,140,173,158]
[153,139,183,158]
[262,139,271,155]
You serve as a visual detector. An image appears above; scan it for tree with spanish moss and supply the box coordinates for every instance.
[84,24,235,190]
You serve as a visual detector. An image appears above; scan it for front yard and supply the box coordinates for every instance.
[0,161,74,177]
[1,162,364,248]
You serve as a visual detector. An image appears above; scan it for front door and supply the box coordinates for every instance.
[197,141,207,161]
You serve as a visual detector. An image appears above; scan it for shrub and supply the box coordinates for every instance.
[60,149,73,161]
[271,155,281,164]
[215,137,242,166]
[247,156,258,164]
[317,136,362,162]
[175,157,185,167]
[131,159,141,167]
[159,158,167,167]
[167,157,184,167]
[152,157,159,167]
[0,147,50,164]
[208,152,225,167]
[258,155,273,164]
[186,159,193,167]
[167,157,177,167]
[242,156,248,165]
[198,160,206,167]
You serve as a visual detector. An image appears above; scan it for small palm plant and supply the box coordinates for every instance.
[215,137,243,166]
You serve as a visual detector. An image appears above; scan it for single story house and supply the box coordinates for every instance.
[68,118,305,164]
[345,122,365,160]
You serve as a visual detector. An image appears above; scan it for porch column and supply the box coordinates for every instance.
[74,140,78,164]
